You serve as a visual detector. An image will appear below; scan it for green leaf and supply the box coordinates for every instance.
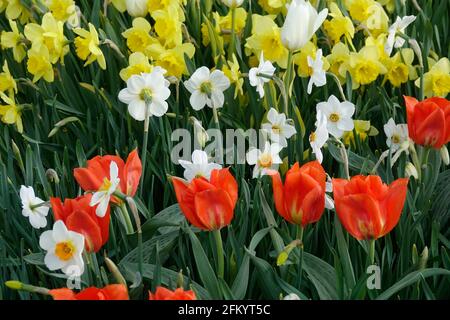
[303,252,339,300]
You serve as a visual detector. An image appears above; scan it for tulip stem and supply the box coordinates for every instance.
[368,239,376,265]
[213,229,225,279]
[296,225,304,288]
[228,7,236,59]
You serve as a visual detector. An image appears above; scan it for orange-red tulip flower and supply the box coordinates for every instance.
[332,175,409,240]
[50,194,109,252]
[49,284,128,300]
[270,161,326,226]
[172,168,238,230]
[404,96,450,149]
[74,149,142,200]
[149,287,196,300]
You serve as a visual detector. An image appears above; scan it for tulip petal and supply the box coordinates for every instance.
[123,149,142,196]
[194,189,234,230]
[380,178,408,237]
[270,171,291,223]
[209,168,238,208]
[66,210,103,252]
[101,284,129,300]
[49,288,76,300]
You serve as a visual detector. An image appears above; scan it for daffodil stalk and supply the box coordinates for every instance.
[139,91,152,198]
[5,280,50,295]
[29,201,50,210]
[127,196,143,278]
[118,200,134,234]
[213,229,225,279]
[283,51,295,117]
[335,138,350,180]
[228,7,237,59]
[326,72,347,101]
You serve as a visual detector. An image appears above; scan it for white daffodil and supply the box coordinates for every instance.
[125,0,148,17]
[249,53,276,98]
[19,186,49,229]
[118,67,171,121]
[246,141,283,178]
[307,49,326,94]
[383,118,408,151]
[316,95,355,138]
[39,220,85,276]
[325,176,334,210]
[309,110,329,164]
[385,15,416,56]
[90,161,120,217]
[261,108,296,147]
[184,66,230,111]
[283,293,301,300]
[222,0,244,8]
[178,150,222,182]
[281,0,328,51]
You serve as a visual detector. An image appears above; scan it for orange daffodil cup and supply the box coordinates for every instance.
[172,167,238,278]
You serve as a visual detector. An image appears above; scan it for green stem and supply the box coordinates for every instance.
[119,203,134,234]
[213,229,224,279]
[284,50,294,117]
[296,225,304,288]
[228,7,236,59]
[368,239,376,265]
[212,107,223,163]
[139,95,152,197]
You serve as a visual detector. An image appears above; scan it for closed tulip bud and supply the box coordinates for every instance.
[405,162,419,180]
[222,0,244,8]
[126,0,148,17]
[281,0,328,51]
[440,145,449,165]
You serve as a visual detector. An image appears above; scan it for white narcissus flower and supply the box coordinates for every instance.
[125,0,148,17]
[20,186,49,229]
[261,108,296,147]
[246,141,283,178]
[39,220,85,276]
[178,150,222,182]
[281,0,328,51]
[385,15,416,56]
[383,118,408,151]
[249,53,276,98]
[309,110,329,164]
[90,161,120,217]
[118,67,171,121]
[184,67,230,110]
[325,176,334,210]
[307,49,326,94]
[316,95,355,138]
[221,0,244,8]
[283,293,301,300]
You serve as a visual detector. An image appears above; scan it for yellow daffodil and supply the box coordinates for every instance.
[147,42,195,78]
[111,0,126,12]
[346,45,387,89]
[0,0,6,12]
[74,23,106,70]
[0,92,23,133]
[122,17,156,54]
[148,0,185,20]
[119,52,153,81]
[222,54,244,98]
[377,0,395,13]
[24,13,69,64]
[326,42,351,83]
[345,0,375,21]
[342,120,378,146]
[0,20,27,63]
[293,41,330,78]
[323,2,355,44]
[27,45,54,83]
[245,14,288,68]
[5,0,30,24]
[0,61,17,95]
[365,33,389,63]
[345,0,388,36]
[385,48,417,87]
[45,0,77,23]
[151,6,183,48]
[258,0,287,15]
[213,7,247,44]
[416,57,450,98]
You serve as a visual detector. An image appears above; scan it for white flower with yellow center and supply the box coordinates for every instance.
[20,185,49,229]
[385,15,416,56]
[309,110,329,164]
[307,49,326,94]
[383,118,408,151]
[39,220,84,276]
[184,66,230,111]
[90,161,120,217]
[246,141,283,178]
[249,53,276,98]
[179,150,222,182]
[118,67,171,121]
[261,108,296,148]
[316,95,355,138]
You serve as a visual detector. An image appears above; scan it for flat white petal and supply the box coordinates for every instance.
[128,100,147,121]
[211,90,225,109]
[45,253,65,271]
[39,230,55,250]
[192,150,208,164]
[150,100,168,117]
[246,148,261,165]
[96,198,109,218]
[190,91,207,110]
[210,70,230,91]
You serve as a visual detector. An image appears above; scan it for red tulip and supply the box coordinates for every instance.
[332,175,409,240]
[172,168,238,230]
[404,96,450,149]
[50,194,109,252]
[49,284,128,300]
[74,149,142,200]
[149,287,196,300]
[270,161,326,226]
